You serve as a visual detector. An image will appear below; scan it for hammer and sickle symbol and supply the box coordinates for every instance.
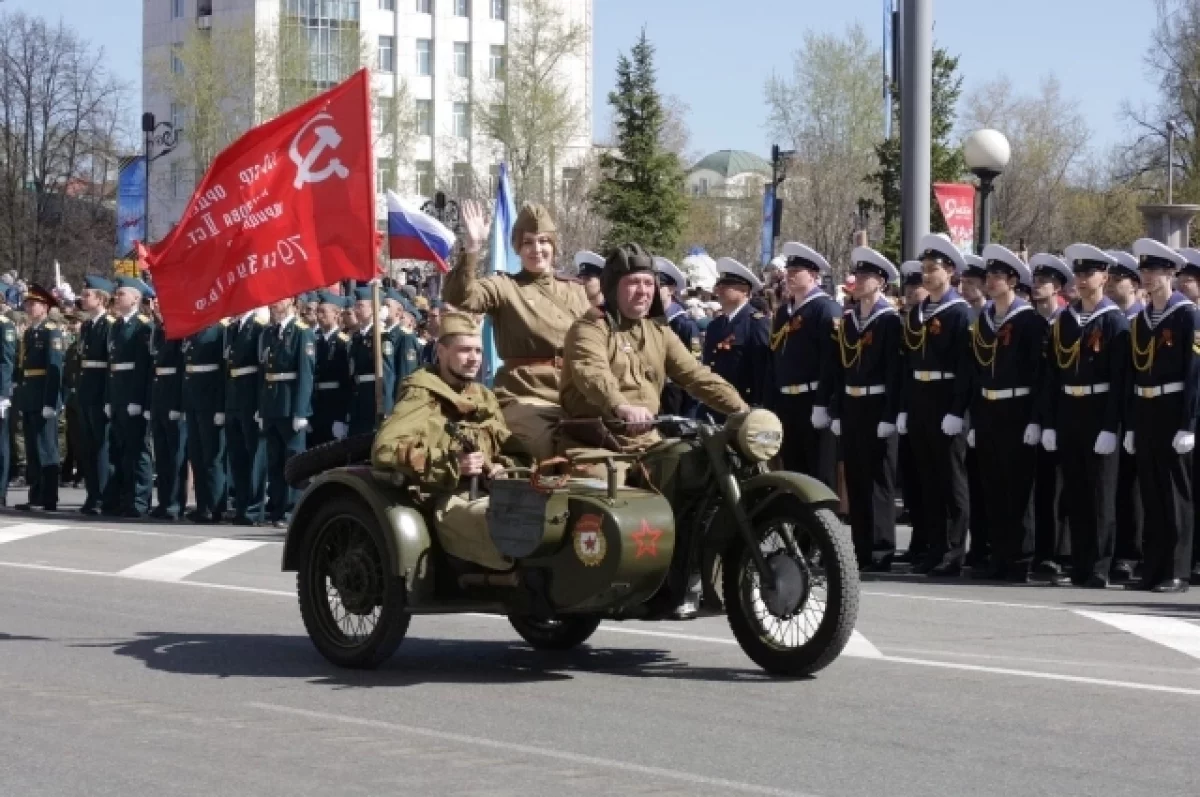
[290,112,351,190]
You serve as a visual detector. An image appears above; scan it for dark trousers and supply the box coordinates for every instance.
[0,410,9,503]
[22,411,58,508]
[227,410,265,521]
[1058,397,1117,581]
[62,404,80,481]
[107,410,152,514]
[1034,446,1070,565]
[898,434,926,557]
[78,404,110,510]
[965,445,988,566]
[841,395,896,565]
[186,413,227,517]
[1134,396,1194,584]
[660,381,697,419]
[264,418,305,522]
[152,414,188,517]
[907,384,969,566]
[975,398,1036,572]
[1114,446,1143,567]
[776,393,837,492]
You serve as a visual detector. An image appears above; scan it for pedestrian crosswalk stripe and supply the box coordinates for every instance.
[0,522,67,545]
[117,538,268,582]
[1074,610,1200,663]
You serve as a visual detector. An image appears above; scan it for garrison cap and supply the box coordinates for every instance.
[1132,237,1186,271]
[780,242,831,275]
[850,246,898,283]
[981,243,1031,286]
[438,311,480,341]
[511,202,557,253]
[918,233,966,274]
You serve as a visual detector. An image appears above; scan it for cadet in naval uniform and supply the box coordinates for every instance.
[103,276,155,518]
[1107,250,1145,582]
[574,250,606,308]
[348,286,395,436]
[225,307,267,525]
[768,242,839,491]
[259,296,315,526]
[1124,239,1197,593]
[182,320,228,524]
[1039,244,1130,588]
[829,247,903,570]
[0,306,14,505]
[896,261,929,564]
[959,253,989,569]
[15,285,63,511]
[700,257,770,420]
[1177,247,1200,585]
[655,256,702,418]
[148,299,187,519]
[309,291,352,448]
[76,275,113,514]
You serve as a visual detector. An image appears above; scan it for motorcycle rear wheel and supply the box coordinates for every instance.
[508,615,603,651]
[724,502,858,677]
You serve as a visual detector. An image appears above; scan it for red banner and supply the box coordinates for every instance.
[933,182,976,255]
[144,69,376,339]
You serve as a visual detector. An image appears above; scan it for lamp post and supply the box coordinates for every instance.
[767,144,795,260]
[140,112,179,246]
[963,128,1011,252]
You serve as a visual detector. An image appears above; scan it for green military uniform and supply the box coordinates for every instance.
[61,321,81,486]
[348,286,394,436]
[182,322,228,523]
[150,325,188,518]
[225,310,267,524]
[77,275,116,513]
[104,297,155,517]
[15,286,64,510]
[259,314,315,525]
[0,313,17,504]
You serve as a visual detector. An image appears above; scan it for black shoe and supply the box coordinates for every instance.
[862,559,894,574]
[1048,573,1072,586]
[1084,574,1109,590]
[1006,570,1032,584]
[1110,563,1136,584]
[14,502,33,511]
[185,511,215,524]
[970,566,1004,581]
[1191,570,1200,587]
[148,507,171,519]
[1125,579,1155,591]
[121,509,144,519]
[231,516,259,527]
[1151,579,1189,594]
[929,562,962,578]
[1032,560,1063,577]
[78,506,99,516]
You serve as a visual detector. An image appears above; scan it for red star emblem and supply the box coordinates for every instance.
[584,534,596,552]
[632,520,663,559]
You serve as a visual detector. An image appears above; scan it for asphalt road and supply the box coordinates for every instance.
[1,489,1198,797]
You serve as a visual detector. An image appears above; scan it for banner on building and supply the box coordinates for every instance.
[115,156,146,258]
[142,68,377,339]
[760,185,776,266]
[933,182,977,254]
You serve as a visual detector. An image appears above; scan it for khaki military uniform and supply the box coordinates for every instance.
[560,309,748,454]
[371,366,513,570]
[443,250,590,461]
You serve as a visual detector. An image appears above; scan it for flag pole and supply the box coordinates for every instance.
[372,281,383,422]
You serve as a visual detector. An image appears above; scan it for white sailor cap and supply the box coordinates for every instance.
[962,253,987,277]
[766,255,787,272]
[1106,250,1140,282]
[849,246,899,283]
[981,243,1031,287]
[1029,253,1074,288]
[653,256,688,290]
[900,260,924,284]
[918,233,967,274]
[1063,243,1116,272]
[1132,237,1186,270]
[780,242,831,275]
[1177,247,1200,273]
[573,250,605,278]
[714,257,763,291]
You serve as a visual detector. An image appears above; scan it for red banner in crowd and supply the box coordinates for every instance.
[143,68,376,339]
[933,182,977,254]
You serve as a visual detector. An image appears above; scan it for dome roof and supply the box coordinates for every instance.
[689,149,772,178]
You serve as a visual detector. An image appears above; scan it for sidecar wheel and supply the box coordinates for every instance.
[724,502,858,677]
[297,496,410,669]
[508,615,603,651]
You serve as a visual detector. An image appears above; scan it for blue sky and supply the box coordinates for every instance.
[7,0,1158,162]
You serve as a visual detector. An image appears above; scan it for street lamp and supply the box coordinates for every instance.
[140,112,180,246]
[963,128,1011,252]
[767,144,795,260]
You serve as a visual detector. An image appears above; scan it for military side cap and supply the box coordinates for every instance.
[84,274,114,293]
[114,275,151,295]
[438,311,480,341]
[1132,237,1186,271]
[24,283,59,309]
[511,202,558,252]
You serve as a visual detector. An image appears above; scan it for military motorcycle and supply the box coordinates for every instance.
[281,409,859,677]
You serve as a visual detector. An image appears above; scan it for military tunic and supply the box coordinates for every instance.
[225,313,267,523]
[258,316,316,524]
[150,326,188,518]
[104,311,154,516]
[0,315,17,504]
[347,323,395,437]
[309,326,352,448]
[16,319,63,509]
[76,312,113,511]
[182,322,228,522]
[700,302,770,420]
[1115,301,1145,573]
[660,302,701,418]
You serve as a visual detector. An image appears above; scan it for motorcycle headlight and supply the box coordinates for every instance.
[731,409,784,462]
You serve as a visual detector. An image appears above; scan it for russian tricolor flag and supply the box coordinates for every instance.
[387,190,456,272]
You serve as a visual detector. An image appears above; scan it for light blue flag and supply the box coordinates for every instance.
[482,163,520,385]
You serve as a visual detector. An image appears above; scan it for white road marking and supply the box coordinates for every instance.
[0,522,67,544]
[862,589,1066,612]
[582,622,883,660]
[0,560,291,596]
[1075,610,1200,662]
[249,702,822,797]
[118,539,268,582]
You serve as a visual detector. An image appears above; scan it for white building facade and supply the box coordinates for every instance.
[143,0,593,239]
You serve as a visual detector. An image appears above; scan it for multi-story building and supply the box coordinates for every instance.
[143,0,593,240]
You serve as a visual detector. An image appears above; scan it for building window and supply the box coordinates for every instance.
[452,163,471,196]
[378,36,395,72]
[170,43,184,74]
[455,0,469,15]
[695,178,709,197]
[416,39,432,76]
[488,45,505,79]
[416,0,432,12]
[490,0,505,20]
[380,0,395,9]
[172,0,185,19]
[562,167,581,198]
[281,0,361,86]
[415,160,434,196]
[415,99,433,135]
[169,160,183,200]
[169,102,184,131]
[375,157,393,194]
[454,43,470,78]
[374,96,395,136]
[452,102,470,138]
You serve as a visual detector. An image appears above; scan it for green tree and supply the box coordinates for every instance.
[592,31,688,254]
[867,47,966,263]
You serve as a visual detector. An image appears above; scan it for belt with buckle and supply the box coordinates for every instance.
[913,370,953,382]
[265,372,297,382]
[186,364,219,373]
[23,368,46,377]
[780,382,819,395]
[355,374,376,383]
[1062,383,1110,397]
[82,360,107,369]
[316,381,339,390]
[1135,381,1184,398]
[110,362,134,372]
[229,365,258,378]
[981,387,1031,401]
[845,385,886,398]
[155,367,178,376]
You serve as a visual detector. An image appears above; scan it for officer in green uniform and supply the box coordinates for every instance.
[149,299,187,519]
[309,291,352,448]
[61,310,82,487]
[15,284,63,511]
[76,275,114,515]
[259,297,315,526]
[182,320,229,524]
[225,307,267,525]
[0,307,17,505]
[383,288,422,392]
[348,286,394,436]
[104,276,155,518]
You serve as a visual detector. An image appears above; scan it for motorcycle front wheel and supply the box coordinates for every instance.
[723,501,858,677]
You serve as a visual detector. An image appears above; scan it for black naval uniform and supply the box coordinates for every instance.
[225,313,267,524]
[17,319,63,509]
[900,289,972,572]
[150,326,188,519]
[1127,293,1198,590]
[700,302,770,420]
[661,302,702,418]
[1039,298,1130,584]
[182,323,228,523]
[0,315,15,504]
[76,311,113,512]
[1114,300,1145,577]
[348,323,395,437]
[968,299,1046,578]
[259,317,316,525]
[309,325,352,448]
[830,298,903,567]
[105,310,155,517]
[769,287,840,491]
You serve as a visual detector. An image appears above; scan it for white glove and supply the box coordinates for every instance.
[41,406,55,419]
[292,417,309,433]
[0,398,9,419]
[896,412,908,435]
[877,421,896,439]
[256,413,263,430]
[143,411,151,421]
[168,410,181,421]
[332,421,348,439]
[941,414,964,437]
[1123,430,1135,455]
[104,403,111,418]
[829,419,841,437]
[810,406,831,430]
[1173,431,1195,455]
[213,412,225,427]
[1093,431,1117,456]
[1041,429,1057,452]
[127,403,142,417]
[1022,424,1041,447]
[967,429,976,448]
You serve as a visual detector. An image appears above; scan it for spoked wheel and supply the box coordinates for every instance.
[724,502,858,677]
[509,615,603,651]
[297,498,410,668]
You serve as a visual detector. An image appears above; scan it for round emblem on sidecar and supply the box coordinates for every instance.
[572,513,607,567]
